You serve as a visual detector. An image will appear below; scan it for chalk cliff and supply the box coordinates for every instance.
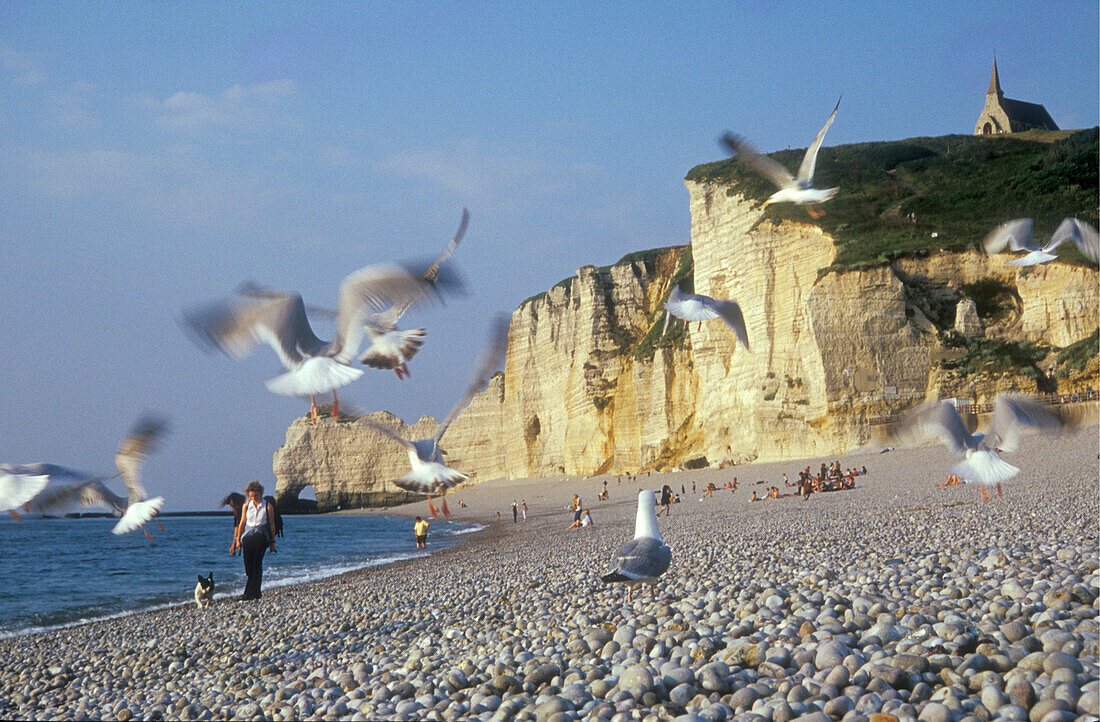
[274,188,1098,509]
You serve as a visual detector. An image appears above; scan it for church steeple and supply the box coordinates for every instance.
[987,58,1003,97]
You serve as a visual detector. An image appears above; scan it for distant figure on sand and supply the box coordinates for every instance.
[657,485,673,516]
[414,516,429,549]
[231,481,277,601]
[512,499,518,523]
[521,500,527,521]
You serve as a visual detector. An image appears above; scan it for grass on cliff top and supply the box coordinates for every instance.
[686,128,1099,272]
[519,244,686,309]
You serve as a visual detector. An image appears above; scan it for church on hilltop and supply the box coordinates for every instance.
[974,59,1059,135]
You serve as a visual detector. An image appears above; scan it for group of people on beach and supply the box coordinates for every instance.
[789,462,866,498]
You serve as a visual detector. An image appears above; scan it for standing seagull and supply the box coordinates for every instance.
[602,490,672,602]
[663,287,750,350]
[366,315,509,497]
[0,414,170,539]
[181,262,446,423]
[983,217,1099,266]
[893,396,1069,501]
[720,97,841,218]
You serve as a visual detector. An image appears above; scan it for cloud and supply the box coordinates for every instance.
[376,139,596,204]
[0,40,45,86]
[49,81,100,130]
[156,79,297,132]
[23,148,146,200]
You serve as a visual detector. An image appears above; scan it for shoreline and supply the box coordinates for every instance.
[1,425,1096,721]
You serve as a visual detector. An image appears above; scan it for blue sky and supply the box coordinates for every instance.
[1,2,1096,511]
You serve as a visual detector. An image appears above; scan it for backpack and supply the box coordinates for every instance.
[263,495,284,538]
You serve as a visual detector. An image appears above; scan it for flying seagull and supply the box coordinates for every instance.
[0,414,170,539]
[602,490,672,602]
[663,287,749,350]
[181,259,451,423]
[893,395,1069,501]
[312,209,470,380]
[366,315,509,497]
[720,97,841,218]
[983,217,1099,266]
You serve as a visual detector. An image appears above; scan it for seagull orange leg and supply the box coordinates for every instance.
[441,496,451,518]
[141,525,154,542]
[8,509,21,521]
[980,486,990,502]
[156,518,166,531]
[331,390,339,420]
[807,205,825,219]
[996,483,1002,498]
[310,395,318,424]
[427,495,440,519]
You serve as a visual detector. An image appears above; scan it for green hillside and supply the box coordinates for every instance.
[686,128,1099,272]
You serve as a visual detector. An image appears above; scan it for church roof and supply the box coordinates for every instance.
[999,96,1059,130]
[988,60,1003,95]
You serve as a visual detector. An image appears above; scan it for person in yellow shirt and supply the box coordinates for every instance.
[414,516,430,549]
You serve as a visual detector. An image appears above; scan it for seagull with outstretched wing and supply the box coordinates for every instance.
[366,315,509,501]
[893,395,1069,500]
[663,287,749,350]
[720,97,841,218]
[330,209,469,379]
[1,414,170,539]
[983,217,1099,266]
[180,257,453,423]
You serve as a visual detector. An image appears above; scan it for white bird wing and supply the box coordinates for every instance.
[894,400,975,454]
[434,315,510,442]
[987,395,1066,453]
[181,292,325,370]
[112,496,165,535]
[1046,218,1099,263]
[0,465,54,512]
[419,207,469,286]
[720,132,797,191]
[796,96,841,186]
[114,413,169,505]
[664,289,720,322]
[982,219,1037,254]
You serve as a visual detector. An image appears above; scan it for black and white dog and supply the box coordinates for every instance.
[194,573,215,608]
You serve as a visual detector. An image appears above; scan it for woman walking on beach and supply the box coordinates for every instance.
[230,481,277,601]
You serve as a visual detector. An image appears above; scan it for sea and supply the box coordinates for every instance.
[0,513,480,639]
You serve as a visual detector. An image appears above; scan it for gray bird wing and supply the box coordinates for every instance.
[720,132,796,191]
[895,400,976,454]
[987,395,1066,453]
[114,413,169,504]
[707,298,750,350]
[181,292,326,370]
[613,537,672,580]
[982,219,1037,254]
[434,315,510,442]
[796,96,841,185]
[1046,218,1099,263]
[362,420,417,451]
[27,478,127,517]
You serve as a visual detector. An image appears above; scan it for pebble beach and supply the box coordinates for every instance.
[1,425,1097,722]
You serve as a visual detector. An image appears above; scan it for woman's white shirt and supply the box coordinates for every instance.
[244,498,268,531]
